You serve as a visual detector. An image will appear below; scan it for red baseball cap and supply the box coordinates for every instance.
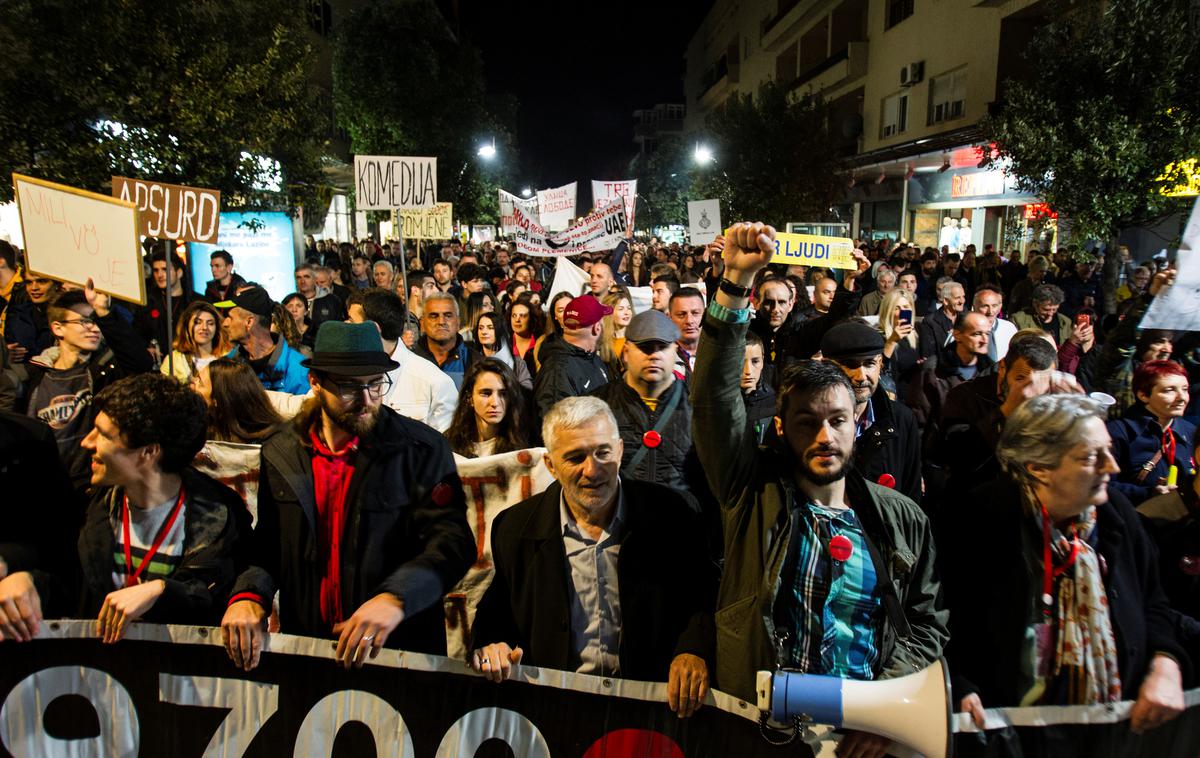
[562,295,613,329]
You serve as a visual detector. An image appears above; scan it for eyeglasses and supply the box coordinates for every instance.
[56,317,99,329]
[324,376,392,401]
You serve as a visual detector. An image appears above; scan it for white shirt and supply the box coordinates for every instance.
[383,339,458,432]
[990,317,1018,362]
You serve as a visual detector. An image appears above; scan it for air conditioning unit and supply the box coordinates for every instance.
[900,61,925,87]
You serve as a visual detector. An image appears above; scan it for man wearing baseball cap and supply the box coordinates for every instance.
[820,320,922,502]
[532,294,611,419]
[222,321,474,671]
[215,286,309,396]
[591,310,695,493]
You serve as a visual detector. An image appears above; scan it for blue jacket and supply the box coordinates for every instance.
[1107,407,1196,505]
[227,337,310,396]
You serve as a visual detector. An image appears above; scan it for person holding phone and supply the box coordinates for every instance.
[879,289,921,390]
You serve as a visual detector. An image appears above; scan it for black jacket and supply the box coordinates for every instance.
[135,286,204,351]
[590,379,692,491]
[204,273,248,303]
[854,385,922,503]
[470,479,717,680]
[940,479,1191,706]
[743,384,776,445]
[532,338,609,419]
[3,300,53,361]
[917,308,955,360]
[31,468,250,624]
[303,293,348,348]
[232,405,474,654]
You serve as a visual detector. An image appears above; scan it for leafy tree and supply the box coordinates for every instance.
[982,0,1200,312]
[332,0,516,223]
[0,0,326,213]
[628,136,694,230]
[692,82,844,227]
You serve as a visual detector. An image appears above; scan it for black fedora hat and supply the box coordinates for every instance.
[301,321,399,376]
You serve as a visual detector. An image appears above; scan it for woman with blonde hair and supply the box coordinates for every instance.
[878,288,920,389]
[598,289,634,376]
[160,301,230,383]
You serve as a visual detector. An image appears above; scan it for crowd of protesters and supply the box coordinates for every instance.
[0,218,1197,747]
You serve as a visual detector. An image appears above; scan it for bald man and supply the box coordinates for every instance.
[589,262,615,297]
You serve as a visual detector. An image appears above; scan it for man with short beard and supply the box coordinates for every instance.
[221,321,474,672]
[691,222,946,757]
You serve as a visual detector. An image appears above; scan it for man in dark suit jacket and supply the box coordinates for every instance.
[470,396,717,718]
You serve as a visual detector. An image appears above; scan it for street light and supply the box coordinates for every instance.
[521,187,533,197]
[477,139,497,160]
[694,143,714,166]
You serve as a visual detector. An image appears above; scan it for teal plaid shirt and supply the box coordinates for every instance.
[775,501,884,680]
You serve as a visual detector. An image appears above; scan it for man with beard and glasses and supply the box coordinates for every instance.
[691,222,947,758]
[220,321,474,672]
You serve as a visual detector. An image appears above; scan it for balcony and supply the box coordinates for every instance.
[787,41,867,94]
[634,119,684,138]
[761,0,822,52]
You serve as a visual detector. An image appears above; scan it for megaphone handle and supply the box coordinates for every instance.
[758,712,804,746]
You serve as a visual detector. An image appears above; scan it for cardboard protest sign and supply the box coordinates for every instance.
[13,173,145,304]
[1141,197,1200,331]
[111,176,221,243]
[354,155,437,210]
[688,199,721,245]
[400,202,452,240]
[591,179,637,236]
[498,189,540,235]
[513,202,627,258]
[536,182,577,232]
[768,232,857,270]
[444,448,554,659]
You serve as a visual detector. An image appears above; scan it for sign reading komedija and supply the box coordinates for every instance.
[513,201,627,258]
[354,155,437,210]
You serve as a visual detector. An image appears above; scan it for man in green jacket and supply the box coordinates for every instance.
[692,223,948,756]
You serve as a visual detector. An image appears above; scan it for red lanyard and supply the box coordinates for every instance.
[1040,505,1078,618]
[122,488,186,588]
[1163,424,1176,467]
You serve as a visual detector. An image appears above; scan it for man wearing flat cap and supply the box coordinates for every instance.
[821,320,922,502]
[221,321,474,671]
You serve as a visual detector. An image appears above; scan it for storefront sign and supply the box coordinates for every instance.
[1023,203,1058,220]
[950,171,1008,199]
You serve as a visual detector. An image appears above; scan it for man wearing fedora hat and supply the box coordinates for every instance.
[221,321,474,671]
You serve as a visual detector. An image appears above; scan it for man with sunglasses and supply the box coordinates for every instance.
[221,321,474,672]
[24,280,153,489]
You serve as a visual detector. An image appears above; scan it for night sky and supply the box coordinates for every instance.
[462,0,711,205]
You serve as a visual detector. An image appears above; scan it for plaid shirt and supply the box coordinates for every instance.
[775,501,884,680]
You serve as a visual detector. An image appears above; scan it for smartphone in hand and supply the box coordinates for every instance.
[899,308,913,325]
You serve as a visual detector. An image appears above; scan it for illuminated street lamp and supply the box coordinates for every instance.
[693,143,714,166]
[521,187,533,197]
[477,139,497,160]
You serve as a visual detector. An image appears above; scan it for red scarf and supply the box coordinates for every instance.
[310,427,359,627]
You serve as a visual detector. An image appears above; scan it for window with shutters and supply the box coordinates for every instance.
[880,92,908,138]
[928,68,968,125]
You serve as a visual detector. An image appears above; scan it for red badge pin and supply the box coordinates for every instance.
[642,430,662,449]
[431,482,452,506]
[877,473,896,489]
[829,535,853,562]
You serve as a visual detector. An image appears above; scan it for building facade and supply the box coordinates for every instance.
[633,104,686,156]
[684,0,1053,252]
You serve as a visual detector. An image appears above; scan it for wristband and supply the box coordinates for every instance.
[707,299,752,324]
[228,592,267,609]
[718,278,753,298]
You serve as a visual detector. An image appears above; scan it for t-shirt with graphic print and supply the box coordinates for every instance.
[27,363,95,489]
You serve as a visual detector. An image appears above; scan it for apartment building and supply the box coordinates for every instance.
[684,0,1053,251]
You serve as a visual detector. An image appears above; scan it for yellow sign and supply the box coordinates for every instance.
[1158,158,1200,197]
[400,202,452,239]
[770,233,857,270]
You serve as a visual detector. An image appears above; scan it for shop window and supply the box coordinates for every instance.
[885,0,914,30]
[928,68,967,125]
[881,92,908,138]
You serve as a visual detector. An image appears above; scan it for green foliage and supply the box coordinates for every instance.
[629,136,694,230]
[331,0,516,223]
[982,0,1200,242]
[693,82,844,226]
[0,0,326,213]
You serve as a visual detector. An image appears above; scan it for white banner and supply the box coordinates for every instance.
[354,155,437,210]
[498,189,540,235]
[1141,197,1200,331]
[512,201,628,258]
[591,179,637,237]
[536,182,577,232]
[192,441,264,525]
[687,199,721,246]
[444,448,554,660]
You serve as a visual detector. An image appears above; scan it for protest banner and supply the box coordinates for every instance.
[687,199,721,245]
[1142,197,1200,331]
[545,256,589,305]
[444,449,555,659]
[536,182,577,232]
[498,189,540,235]
[354,155,437,210]
[512,201,627,258]
[13,173,145,305]
[111,176,221,244]
[3,622,1198,758]
[591,179,637,236]
[768,232,857,270]
[192,440,265,525]
[400,202,453,240]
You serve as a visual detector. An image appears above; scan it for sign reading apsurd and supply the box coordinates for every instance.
[354,155,437,210]
[14,173,145,304]
[111,176,221,243]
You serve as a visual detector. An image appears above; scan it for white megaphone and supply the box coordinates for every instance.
[756,658,953,758]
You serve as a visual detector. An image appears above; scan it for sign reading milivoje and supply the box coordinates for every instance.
[766,231,858,270]
[111,176,221,244]
[13,174,145,305]
[512,201,627,258]
[354,155,437,210]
